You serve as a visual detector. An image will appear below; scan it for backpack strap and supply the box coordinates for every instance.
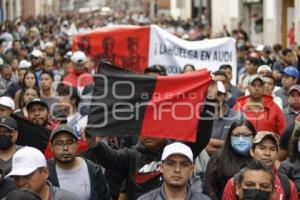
[278,173,291,200]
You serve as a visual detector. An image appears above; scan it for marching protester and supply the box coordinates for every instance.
[39,71,57,109]
[137,142,211,200]
[4,60,30,98]
[0,116,21,173]
[284,85,300,128]
[219,64,244,99]
[55,84,87,136]
[0,96,15,117]
[203,120,256,199]
[205,81,241,156]
[233,75,286,135]
[274,66,299,109]
[263,74,283,110]
[47,124,110,200]
[5,146,80,200]
[237,57,260,92]
[29,49,44,83]
[63,51,93,92]
[26,98,57,130]
[13,86,40,118]
[233,160,276,200]
[273,48,298,87]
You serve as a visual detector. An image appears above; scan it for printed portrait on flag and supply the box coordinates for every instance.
[73,26,150,72]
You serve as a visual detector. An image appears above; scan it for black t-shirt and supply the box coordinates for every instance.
[280,122,295,150]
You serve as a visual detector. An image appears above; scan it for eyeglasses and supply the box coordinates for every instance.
[31,56,39,60]
[53,140,77,150]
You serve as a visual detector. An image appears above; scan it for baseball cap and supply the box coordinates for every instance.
[253,131,279,146]
[50,124,78,142]
[71,51,87,64]
[18,59,31,69]
[282,66,299,79]
[27,98,48,110]
[289,84,300,94]
[5,146,47,178]
[44,42,54,48]
[31,49,43,58]
[257,65,272,74]
[29,27,40,35]
[0,96,15,110]
[0,116,17,130]
[248,74,265,84]
[255,44,264,52]
[64,51,73,60]
[217,81,226,94]
[161,142,193,163]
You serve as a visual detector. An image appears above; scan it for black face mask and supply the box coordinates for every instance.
[243,189,271,200]
[0,135,13,150]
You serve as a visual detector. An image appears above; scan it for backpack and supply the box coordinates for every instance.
[278,173,291,200]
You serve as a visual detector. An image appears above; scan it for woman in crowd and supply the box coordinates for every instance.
[14,69,38,109]
[13,86,40,118]
[204,120,256,199]
[279,127,300,199]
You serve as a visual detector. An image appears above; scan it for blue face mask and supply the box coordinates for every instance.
[231,136,253,155]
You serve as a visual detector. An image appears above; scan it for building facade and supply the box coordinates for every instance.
[211,0,299,47]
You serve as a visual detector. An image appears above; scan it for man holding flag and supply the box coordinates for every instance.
[85,62,217,199]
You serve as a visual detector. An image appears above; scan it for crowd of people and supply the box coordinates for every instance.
[0,10,299,200]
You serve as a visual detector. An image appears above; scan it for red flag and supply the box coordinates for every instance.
[87,62,211,142]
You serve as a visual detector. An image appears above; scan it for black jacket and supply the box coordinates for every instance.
[90,100,215,200]
[137,185,211,200]
[279,158,300,199]
[47,157,111,200]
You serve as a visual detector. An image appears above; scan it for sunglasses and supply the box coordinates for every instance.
[31,56,39,60]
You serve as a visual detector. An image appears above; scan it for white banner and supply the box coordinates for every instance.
[148,25,237,83]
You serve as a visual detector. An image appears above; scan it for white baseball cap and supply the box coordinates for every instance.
[44,42,54,48]
[0,96,15,110]
[255,44,264,52]
[18,60,31,69]
[5,146,46,178]
[71,51,87,64]
[257,65,272,73]
[31,49,43,58]
[161,142,193,163]
[217,81,226,94]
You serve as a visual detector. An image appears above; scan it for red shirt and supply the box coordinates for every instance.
[63,68,93,88]
[222,169,298,200]
[233,95,286,136]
